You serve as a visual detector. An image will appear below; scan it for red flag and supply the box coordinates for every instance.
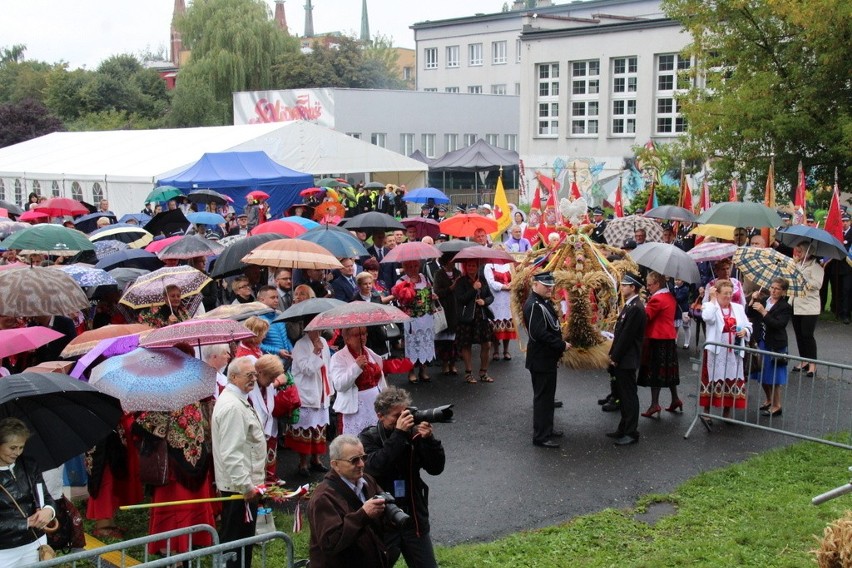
[824,180,843,241]
[614,177,624,218]
[761,158,776,246]
[680,175,693,212]
[644,183,656,212]
[525,185,543,245]
[542,184,561,235]
[793,161,806,225]
[729,178,738,202]
[699,178,711,213]
[570,180,582,200]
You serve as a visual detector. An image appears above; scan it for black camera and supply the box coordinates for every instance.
[408,404,454,424]
[372,492,410,528]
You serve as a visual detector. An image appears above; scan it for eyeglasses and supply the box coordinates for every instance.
[335,454,367,465]
[240,371,259,378]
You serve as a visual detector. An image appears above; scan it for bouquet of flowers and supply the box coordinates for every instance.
[392,279,416,305]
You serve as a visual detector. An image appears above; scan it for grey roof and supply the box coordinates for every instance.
[428,139,518,172]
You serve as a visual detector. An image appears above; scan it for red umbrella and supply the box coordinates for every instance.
[381,241,441,264]
[246,190,270,200]
[18,210,49,222]
[439,214,498,237]
[249,219,306,238]
[299,187,326,197]
[305,302,411,331]
[0,327,65,360]
[401,217,441,240]
[34,197,89,217]
[145,235,183,253]
[140,319,255,348]
[453,245,517,264]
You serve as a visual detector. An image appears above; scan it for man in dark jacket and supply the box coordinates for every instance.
[523,272,570,448]
[607,272,647,446]
[360,387,445,568]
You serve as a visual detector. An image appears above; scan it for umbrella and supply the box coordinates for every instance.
[733,247,807,297]
[0,327,65,360]
[145,235,183,253]
[144,209,190,237]
[209,233,285,278]
[298,226,370,258]
[95,249,164,272]
[194,302,274,322]
[55,264,117,288]
[0,220,31,239]
[273,298,347,323]
[343,212,405,232]
[629,243,701,283]
[157,235,225,260]
[316,178,349,189]
[401,217,441,240]
[776,225,849,260]
[70,335,143,380]
[644,205,696,223]
[439,214,498,237]
[284,215,319,229]
[146,186,184,203]
[436,240,478,254]
[453,245,517,265]
[94,239,129,260]
[140,319,255,349]
[187,212,226,225]
[603,215,664,246]
[250,219,307,238]
[402,187,450,204]
[0,266,90,317]
[364,181,386,190]
[34,197,89,217]
[89,347,217,412]
[0,262,27,271]
[242,239,343,270]
[689,224,735,241]
[74,212,117,234]
[381,241,442,264]
[686,242,738,263]
[2,224,95,256]
[0,372,123,470]
[108,267,150,290]
[89,223,154,249]
[120,265,211,309]
[61,324,153,358]
[695,202,781,229]
[247,190,270,200]
[286,204,317,220]
[313,201,346,223]
[0,200,24,216]
[305,302,411,331]
[187,189,231,205]
[118,213,152,225]
[18,210,49,222]
[299,187,326,198]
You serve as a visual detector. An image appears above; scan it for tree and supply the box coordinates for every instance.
[0,98,64,148]
[662,0,851,195]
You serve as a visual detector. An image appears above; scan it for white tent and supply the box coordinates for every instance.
[0,122,427,215]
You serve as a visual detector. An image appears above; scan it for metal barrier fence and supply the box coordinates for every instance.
[131,531,294,568]
[684,341,852,449]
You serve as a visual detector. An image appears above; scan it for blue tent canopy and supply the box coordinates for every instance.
[157,151,313,217]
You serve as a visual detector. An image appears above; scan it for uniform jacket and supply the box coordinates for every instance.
[523,291,566,371]
[0,456,56,550]
[590,221,608,244]
[609,297,647,369]
[211,387,266,494]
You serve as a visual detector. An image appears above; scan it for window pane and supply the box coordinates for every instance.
[573,62,586,76]
[572,80,585,95]
[658,76,673,90]
[613,100,624,114]
[628,77,637,92]
[614,78,625,93]
[614,59,625,74]
[588,101,598,115]
[659,55,674,71]
[589,60,599,75]
[589,80,599,94]
[572,102,585,115]
[588,120,598,133]
[628,57,637,72]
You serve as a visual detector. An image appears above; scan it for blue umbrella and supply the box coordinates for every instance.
[402,187,450,204]
[297,225,369,258]
[284,216,320,229]
[118,213,152,225]
[57,265,117,288]
[93,240,129,260]
[95,249,164,272]
[187,212,226,225]
[776,225,848,260]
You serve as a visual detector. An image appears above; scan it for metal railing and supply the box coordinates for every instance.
[134,531,294,568]
[684,341,852,449]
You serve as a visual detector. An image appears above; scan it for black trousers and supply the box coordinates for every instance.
[791,314,818,360]
[613,368,639,439]
[530,367,557,444]
[386,525,438,568]
[220,492,258,568]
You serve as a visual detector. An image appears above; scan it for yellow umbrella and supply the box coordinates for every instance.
[690,224,734,240]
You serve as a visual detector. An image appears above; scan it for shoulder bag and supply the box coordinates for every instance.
[433,299,448,334]
[0,479,58,560]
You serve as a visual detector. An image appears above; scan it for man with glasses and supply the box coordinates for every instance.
[212,356,266,567]
[275,268,293,310]
[308,434,391,568]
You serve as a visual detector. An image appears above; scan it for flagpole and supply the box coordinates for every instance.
[120,494,245,511]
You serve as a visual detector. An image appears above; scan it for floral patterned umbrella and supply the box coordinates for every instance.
[140,319,255,349]
[89,347,217,411]
[305,302,411,331]
[94,239,129,260]
[55,264,117,288]
[0,266,90,317]
[61,324,153,358]
[686,242,738,263]
[119,266,211,310]
[192,302,273,322]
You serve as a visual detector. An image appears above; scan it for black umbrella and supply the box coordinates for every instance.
[187,189,231,206]
[0,372,123,470]
[273,297,347,323]
[209,233,287,278]
[364,182,386,190]
[74,212,117,234]
[144,209,190,237]
[96,249,164,272]
[108,267,150,290]
[0,200,25,216]
[437,240,478,253]
[157,234,225,260]
[343,211,406,232]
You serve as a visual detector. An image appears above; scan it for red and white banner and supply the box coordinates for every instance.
[233,89,335,128]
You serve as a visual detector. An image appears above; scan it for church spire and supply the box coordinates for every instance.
[360,0,370,42]
[304,0,315,38]
[170,0,186,67]
[274,0,288,34]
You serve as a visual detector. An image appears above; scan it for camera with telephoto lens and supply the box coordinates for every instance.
[372,492,410,527]
[408,404,454,424]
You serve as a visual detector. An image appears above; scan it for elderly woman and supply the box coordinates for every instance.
[330,326,386,436]
[701,279,752,418]
[252,355,300,483]
[0,418,57,565]
[747,277,793,416]
[235,316,269,361]
[454,259,495,384]
[637,272,681,417]
[790,243,824,377]
[353,272,391,358]
[702,258,745,306]
[287,329,333,478]
[392,259,436,383]
[285,284,316,344]
[484,245,517,361]
[137,284,190,328]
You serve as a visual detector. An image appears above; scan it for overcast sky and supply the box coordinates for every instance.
[6,0,507,69]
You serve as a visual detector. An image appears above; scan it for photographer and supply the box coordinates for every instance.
[360,387,446,568]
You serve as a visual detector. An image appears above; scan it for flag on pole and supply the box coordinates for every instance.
[793,161,806,225]
[644,182,657,212]
[761,157,776,246]
[491,173,512,239]
[614,176,624,218]
[699,177,711,213]
[543,183,561,228]
[570,180,582,200]
[679,170,693,213]
[729,178,738,202]
[525,184,543,245]
[824,173,843,241]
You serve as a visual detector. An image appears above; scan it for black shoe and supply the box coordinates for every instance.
[549,430,565,438]
[553,400,564,409]
[605,431,623,439]
[533,440,560,449]
[760,408,782,417]
[310,462,329,473]
[601,400,620,412]
[597,394,613,405]
[613,436,638,446]
[844,318,851,325]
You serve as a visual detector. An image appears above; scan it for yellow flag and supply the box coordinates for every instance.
[491,175,512,240]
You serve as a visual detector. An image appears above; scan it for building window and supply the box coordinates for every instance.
[515,83,521,95]
[570,60,600,136]
[444,134,458,153]
[14,179,22,206]
[346,132,362,139]
[421,134,436,158]
[611,99,637,134]
[537,63,559,136]
[571,60,600,95]
[71,181,83,202]
[0,180,5,201]
[486,134,499,146]
[403,67,412,81]
[468,85,483,94]
[445,87,459,93]
[92,182,103,202]
[370,133,387,148]
[655,53,691,134]
[446,45,459,68]
[503,134,517,151]
[424,47,438,70]
[400,133,414,155]
[423,88,438,92]
[492,41,507,65]
[516,39,521,63]
[612,56,638,93]
[464,134,477,147]
[611,56,637,136]
[491,84,507,95]
[468,43,482,66]
[32,180,41,196]
[51,181,60,197]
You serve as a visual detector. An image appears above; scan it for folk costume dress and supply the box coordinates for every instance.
[484,263,517,341]
[330,345,387,436]
[286,335,333,457]
[700,300,752,409]
[393,274,436,364]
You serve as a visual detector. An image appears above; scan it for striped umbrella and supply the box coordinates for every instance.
[89,223,154,249]
[732,247,807,297]
[241,239,342,270]
[686,242,738,263]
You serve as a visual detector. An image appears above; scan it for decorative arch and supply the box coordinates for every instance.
[92,182,104,202]
[71,182,83,202]
[14,179,22,206]
[51,181,61,198]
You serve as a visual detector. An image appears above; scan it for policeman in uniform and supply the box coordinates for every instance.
[590,207,608,244]
[523,272,570,448]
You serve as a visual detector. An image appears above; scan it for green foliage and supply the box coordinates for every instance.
[0,98,65,148]
[66,109,162,132]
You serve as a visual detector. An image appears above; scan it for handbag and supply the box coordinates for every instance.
[745,340,762,374]
[433,300,448,334]
[382,323,402,340]
[138,434,169,486]
[0,480,58,559]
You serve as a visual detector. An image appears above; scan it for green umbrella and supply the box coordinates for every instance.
[316,178,350,189]
[146,185,184,203]
[695,202,782,229]
[2,224,95,256]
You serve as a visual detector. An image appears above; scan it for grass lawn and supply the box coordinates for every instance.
[83,439,850,567]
